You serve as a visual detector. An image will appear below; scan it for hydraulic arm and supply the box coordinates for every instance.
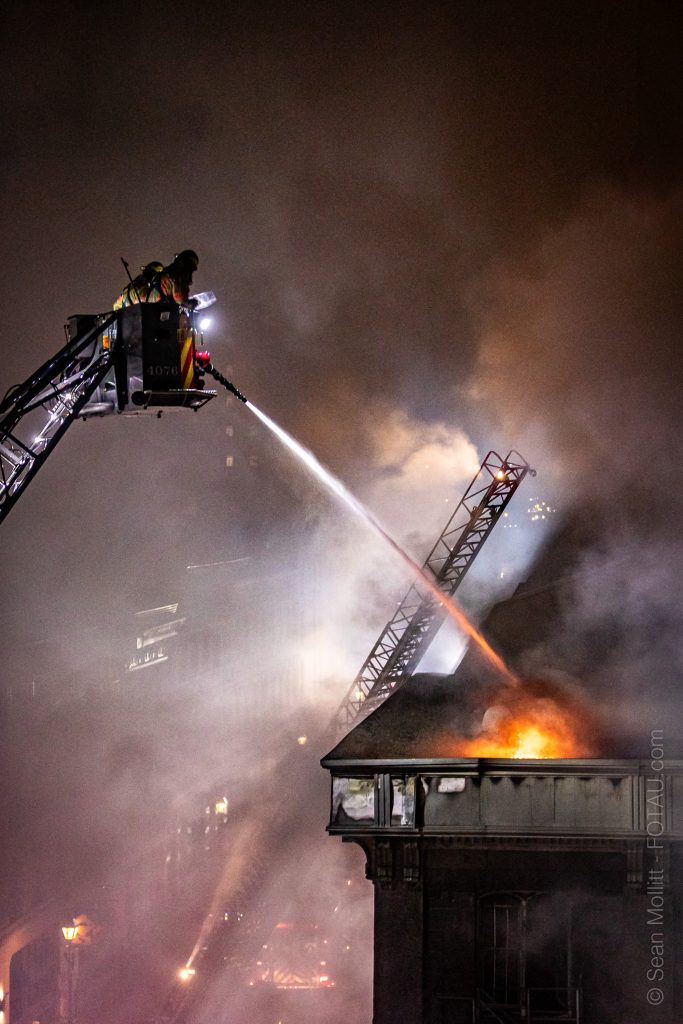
[0,313,119,524]
[0,304,217,525]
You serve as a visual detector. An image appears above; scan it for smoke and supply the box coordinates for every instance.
[454,181,683,753]
[510,525,683,752]
[1,4,682,1022]
[467,184,683,497]
[364,408,480,544]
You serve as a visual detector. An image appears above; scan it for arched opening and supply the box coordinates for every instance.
[9,937,58,1024]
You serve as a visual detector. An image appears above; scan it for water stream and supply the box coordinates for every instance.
[247,401,515,684]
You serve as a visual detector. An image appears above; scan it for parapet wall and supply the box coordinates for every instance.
[325,759,683,838]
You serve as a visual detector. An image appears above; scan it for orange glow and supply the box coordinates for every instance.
[460,683,600,759]
[435,589,515,682]
[513,725,566,758]
[463,712,581,759]
[464,721,579,759]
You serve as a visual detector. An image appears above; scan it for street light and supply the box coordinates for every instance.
[60,924,79,1024]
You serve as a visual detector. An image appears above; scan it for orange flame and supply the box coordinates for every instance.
[460,682,601,759]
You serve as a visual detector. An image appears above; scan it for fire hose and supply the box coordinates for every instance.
[195,351,248,403]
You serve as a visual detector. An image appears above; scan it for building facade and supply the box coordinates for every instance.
[323,746,683,1023]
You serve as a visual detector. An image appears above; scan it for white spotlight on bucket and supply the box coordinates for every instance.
[199,317,212,331]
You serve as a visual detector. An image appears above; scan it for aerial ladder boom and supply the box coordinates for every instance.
[0,303,221,525]
[334,450,532,731]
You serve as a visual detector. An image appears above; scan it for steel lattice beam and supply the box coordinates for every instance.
[0,314,116,524]
[333,450,532,731]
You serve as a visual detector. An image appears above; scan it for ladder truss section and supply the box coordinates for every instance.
[0,314,116,524]
[334,450,531,731]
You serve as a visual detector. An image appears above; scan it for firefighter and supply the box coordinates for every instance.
[113,260,164,309]
[142,260,165,286]
[147,250,199,306]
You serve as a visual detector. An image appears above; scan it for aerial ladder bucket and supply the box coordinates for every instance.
[67,303,214,415]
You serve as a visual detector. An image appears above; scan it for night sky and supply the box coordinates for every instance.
[2,2,682,594]
[1,1,682,1020]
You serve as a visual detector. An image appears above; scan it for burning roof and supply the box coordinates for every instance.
[325,500,678,762]
[322,670,621,762]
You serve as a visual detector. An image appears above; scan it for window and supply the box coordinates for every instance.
[391,776,417,825]
[479,894,523,1005]
[331,777,375,824]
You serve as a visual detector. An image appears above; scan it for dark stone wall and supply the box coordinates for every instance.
[373,881,424,1024]
[364,839,683,1024]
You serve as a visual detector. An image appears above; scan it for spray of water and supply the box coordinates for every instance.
[247,401,516,684]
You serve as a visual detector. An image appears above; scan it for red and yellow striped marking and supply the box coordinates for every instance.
[178,314,195,389]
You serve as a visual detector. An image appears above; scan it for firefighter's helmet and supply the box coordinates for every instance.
[174,249,199,271]
[141,261,164,282]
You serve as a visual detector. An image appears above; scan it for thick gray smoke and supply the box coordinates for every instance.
[1,3,681,1021]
